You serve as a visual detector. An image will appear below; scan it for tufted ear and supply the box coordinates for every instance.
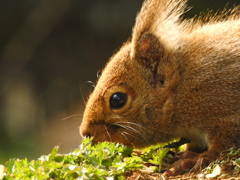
[132,32,166,86]
[133,32,165,71]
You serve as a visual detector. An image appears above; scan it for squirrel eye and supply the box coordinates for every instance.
[109,93,128,109]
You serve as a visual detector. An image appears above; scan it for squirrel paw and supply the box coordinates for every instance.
[163,150,211,176]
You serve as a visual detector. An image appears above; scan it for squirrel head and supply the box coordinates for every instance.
[80,37,179,148]
[80,0,186,148]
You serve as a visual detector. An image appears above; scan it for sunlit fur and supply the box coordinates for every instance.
[80,0,240,174]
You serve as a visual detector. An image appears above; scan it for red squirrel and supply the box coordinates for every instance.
[80,0,240,175]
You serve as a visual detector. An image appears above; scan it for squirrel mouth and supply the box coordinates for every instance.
[81,120,137,147]
[92,120,124,133]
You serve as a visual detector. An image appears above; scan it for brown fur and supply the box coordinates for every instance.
[80,0,240,175]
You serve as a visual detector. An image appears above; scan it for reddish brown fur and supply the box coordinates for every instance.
[80,0,240,175]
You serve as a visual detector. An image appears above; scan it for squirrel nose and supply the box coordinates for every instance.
[80,126,92,138]
[81,131,91,138]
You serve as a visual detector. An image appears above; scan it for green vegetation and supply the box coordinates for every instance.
[1,138,240,179]
[0,138,171,180]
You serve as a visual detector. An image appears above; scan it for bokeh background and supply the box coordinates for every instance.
[0,0,239,163]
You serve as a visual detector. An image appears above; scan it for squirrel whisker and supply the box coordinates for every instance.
[104,125,113,142]
[61,114,83,121]
[121,131,146,145]
[113,123,150,144]
[120,132,131,144]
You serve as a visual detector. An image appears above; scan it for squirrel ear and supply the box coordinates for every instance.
[132,32,166,86]
[133,32,164,68]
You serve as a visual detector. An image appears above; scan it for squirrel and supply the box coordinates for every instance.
[80,0,240,175]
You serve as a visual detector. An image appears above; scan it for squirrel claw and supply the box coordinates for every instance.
[163,150,211,176]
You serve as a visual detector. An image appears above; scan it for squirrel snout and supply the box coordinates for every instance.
[79,125,92,138]
[81,131,91,138]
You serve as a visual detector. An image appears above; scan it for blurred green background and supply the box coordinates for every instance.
[0,0,238,163]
